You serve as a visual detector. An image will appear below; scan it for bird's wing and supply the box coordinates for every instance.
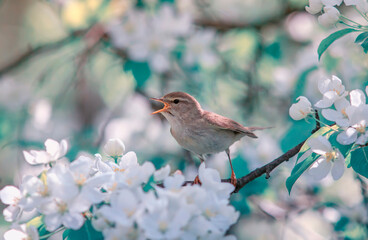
[202,111,258,138]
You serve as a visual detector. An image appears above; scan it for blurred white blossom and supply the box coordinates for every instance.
[3,225,39,240]
[184,29,219,68]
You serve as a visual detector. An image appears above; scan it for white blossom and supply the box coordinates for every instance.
[307,136,345,180]
[337,104,368,145]
[318,6,341,27]
[315,75,347,108]
[23,139,68,165]
[306,0,324,14]
[289,96,313,120]
[154,165,171,181]
[0,186,22,222]
[321,89,366,127]
[2,139,239,239]
[3,225,39,240]
[104,138,125,158]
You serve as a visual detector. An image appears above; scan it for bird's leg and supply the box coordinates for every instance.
[225,149,237,187]
[193,155,204,185]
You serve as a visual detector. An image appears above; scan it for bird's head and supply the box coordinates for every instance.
[151,92,202,122]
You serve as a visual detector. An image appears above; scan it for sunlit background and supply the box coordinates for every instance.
[1,0,368,239]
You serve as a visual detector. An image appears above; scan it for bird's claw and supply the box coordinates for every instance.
[230,172,237,187]
[192,175,202,185]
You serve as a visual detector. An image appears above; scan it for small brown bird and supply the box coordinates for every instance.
[151,92,267,186]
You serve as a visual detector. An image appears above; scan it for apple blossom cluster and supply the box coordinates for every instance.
[289,75,368,181]
[0,138,239,240]
[106,4,219,73]
[305,0,368,27]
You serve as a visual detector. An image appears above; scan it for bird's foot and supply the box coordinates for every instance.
[230,172,237,187]
[192,175,202,185]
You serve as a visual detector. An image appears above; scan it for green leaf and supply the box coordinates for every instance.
[63,229,71,240]
[286,153,319,194]
[292,66,318,101]
[355,32,368,43]
[123,60,151,89]
[350,146,368,178]
[361,38,368,53]
[66,220,103,240]
[318,28,358,60]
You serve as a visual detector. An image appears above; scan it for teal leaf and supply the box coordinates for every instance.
[355,31,368,43]
[292,66,318,100]
[286,153,319,194]
[124,60,151,89]
[350,146,368,178]
[361,38,368,53]
[66,220,103,240]
[318,28,358,60]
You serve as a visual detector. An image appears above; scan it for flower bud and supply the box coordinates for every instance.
[289,96,313,120]
[103,138,125,157]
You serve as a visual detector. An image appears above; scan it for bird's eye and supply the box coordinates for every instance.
[173,99,180,104]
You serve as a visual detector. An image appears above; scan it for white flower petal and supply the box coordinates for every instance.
[306,0,323,14]
[307,136,332,155]
[44,139,60,158]
[309,157,331,180]
[62,212,85,230]
[322,0,342,6]
[3,229,28,240]
[163,173,185,190]
[350,89,366,107]
[104,138,125,157]
[3,205,21,222]
[44,213,62,232]
[154,165,171,181]
[337,128,358,145]
[331,159,345,180]
[334,98,350,112]
[321,109,343,122]
[318,6,340,27]
[0,186,21,205]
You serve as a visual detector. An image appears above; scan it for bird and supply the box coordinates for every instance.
[151,91,268,186]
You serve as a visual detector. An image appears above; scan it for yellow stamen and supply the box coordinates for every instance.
[356,124,366,133]
[325,151,337,162]
[159,221,168,232]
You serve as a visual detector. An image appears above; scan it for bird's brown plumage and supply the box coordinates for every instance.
[202,111,258,138]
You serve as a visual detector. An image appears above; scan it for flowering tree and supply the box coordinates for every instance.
[1,0,368,239]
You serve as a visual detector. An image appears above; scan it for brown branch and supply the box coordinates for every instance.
[0,30,87,77]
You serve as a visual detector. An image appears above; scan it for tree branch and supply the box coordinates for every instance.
[0,30,87,77]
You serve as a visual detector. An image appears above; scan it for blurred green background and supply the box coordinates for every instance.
[0,0,368,239]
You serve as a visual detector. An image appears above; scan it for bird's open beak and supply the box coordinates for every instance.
[150,98,170,115]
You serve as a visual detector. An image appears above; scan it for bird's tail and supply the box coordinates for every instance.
[243,126,273,138]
